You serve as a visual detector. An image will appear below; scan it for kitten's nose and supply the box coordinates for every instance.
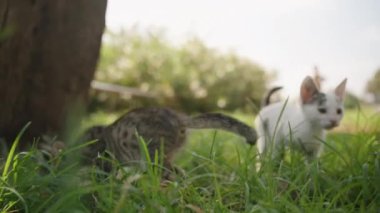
[330,120,338,127]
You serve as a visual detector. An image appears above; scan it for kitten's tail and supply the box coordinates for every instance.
[261,86,283,107]
[184,113,257,145]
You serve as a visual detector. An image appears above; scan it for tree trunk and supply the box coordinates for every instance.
[0,0,107,147]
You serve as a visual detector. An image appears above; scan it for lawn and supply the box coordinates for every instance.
[1,107,379,212]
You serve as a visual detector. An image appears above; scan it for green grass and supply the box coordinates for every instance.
[1,108,379,212]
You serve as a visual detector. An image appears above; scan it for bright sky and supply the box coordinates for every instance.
[106,0,380,97]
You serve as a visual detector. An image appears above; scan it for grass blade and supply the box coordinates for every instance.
[2,122,31,179]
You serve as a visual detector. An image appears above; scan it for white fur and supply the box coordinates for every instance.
[254,76,347,162]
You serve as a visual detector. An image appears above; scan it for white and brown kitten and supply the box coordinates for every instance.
[254,76,347,162]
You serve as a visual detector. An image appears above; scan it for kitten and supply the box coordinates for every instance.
[82,107,257,176]
[254,76,347,162]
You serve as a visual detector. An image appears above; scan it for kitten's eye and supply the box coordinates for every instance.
[318,108,327,114]
[337,108,342,115]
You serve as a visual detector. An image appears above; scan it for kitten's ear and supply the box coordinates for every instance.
[300,76,319,104]
[335,78,347,101]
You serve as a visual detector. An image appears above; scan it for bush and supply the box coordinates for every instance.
[344,92,361,109]
[94,28,270,112]
[366,68,380,103]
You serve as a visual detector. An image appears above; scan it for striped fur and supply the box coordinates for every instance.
[81,107,256,174]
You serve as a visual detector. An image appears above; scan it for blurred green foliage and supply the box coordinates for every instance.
[366,68,380,103]
[94,28,270,112]
[344,92,361,109]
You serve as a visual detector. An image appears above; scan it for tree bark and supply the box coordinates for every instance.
[0,0,107,146]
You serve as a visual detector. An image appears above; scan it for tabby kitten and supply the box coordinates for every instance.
[82,107,257,175]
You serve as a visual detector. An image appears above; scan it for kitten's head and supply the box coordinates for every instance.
[300,76,347,130]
